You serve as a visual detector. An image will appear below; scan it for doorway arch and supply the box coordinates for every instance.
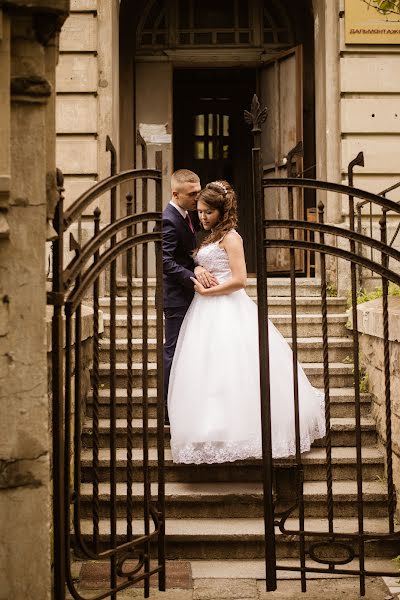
[119,0,318,274]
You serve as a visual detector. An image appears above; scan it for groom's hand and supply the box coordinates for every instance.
[194,266,218,288]
[190,277,208,295]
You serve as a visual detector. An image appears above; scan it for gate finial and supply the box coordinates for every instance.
[244,94,268,133]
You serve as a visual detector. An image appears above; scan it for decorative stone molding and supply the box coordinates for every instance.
[2,0,69,45]
[33,13,65,44]
[11,74,52,102]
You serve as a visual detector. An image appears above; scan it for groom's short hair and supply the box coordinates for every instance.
[171,169,200,192]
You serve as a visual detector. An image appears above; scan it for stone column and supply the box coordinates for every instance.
[0,3,69,599]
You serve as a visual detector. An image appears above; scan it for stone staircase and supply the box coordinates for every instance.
[79,278,396,559]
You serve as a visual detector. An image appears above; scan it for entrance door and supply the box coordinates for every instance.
[259,46,305,273]
[174,68,256,272]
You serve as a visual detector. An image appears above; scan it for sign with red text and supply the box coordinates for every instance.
[345,0,400,44]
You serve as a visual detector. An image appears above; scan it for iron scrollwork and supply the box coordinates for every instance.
[50,138,165,599]
[246,96,400,596]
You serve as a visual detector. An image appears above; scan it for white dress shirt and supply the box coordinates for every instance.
[169,200,187,219]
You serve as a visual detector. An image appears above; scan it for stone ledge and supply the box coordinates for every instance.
[347,297,400,341]
[46,303,103,351]
[2,0,69,14]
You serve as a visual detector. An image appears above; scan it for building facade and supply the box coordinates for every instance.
[56,0,400,284]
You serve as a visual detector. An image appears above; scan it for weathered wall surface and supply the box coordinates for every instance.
[352,297,400,517]
[0,4,69,598]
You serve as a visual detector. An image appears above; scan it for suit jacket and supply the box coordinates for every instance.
[163,202,197,309]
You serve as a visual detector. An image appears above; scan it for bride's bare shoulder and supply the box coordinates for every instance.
[221,230,243,249]
[225,229,243,242]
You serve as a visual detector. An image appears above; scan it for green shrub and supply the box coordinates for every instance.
[359,368,369,393]
[326,282,337,297]
[347,283,400,308]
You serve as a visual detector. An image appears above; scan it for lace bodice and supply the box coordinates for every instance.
[195,234,237,282]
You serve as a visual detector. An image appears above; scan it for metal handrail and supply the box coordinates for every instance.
[357,180,400,209]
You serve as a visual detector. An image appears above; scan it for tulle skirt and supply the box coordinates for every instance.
[168,289,325,464]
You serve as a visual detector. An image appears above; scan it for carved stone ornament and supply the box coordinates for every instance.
[2,1,69,45]
[11,75,52,103]
[1,0,69,14]
[33,13,65,45]
[244,94,268,133]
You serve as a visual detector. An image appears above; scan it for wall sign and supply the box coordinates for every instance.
[345,0,400,44]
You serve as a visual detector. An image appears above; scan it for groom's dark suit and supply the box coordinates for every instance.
[163,202,197,404]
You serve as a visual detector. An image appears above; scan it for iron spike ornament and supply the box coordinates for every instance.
[69,232,81,257]
[244,94,268,133]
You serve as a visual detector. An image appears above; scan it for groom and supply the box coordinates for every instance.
[163,169,217,417]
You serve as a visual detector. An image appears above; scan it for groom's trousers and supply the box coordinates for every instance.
[163,305,188,408]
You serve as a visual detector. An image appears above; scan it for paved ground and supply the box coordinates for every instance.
[67,560,400,599]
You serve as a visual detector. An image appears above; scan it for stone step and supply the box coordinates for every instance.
[116,277,323,298]
[98,336,355,364]
[78,480,389,519]
[102,314,158,338]
[99,296,156,316]
[86,387,371,420]
[189,557,397,579]
[95,361,357,389]
[78,516,398,558]
[80,446,384,483]
[267,314,350,339]
[99,295,347,317]
[81,417,377,449]
[101,313,350,339]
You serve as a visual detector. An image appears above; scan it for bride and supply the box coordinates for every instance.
[167,180,325,464]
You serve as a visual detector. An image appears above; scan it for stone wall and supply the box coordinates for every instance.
[46,304,100,418]
[0,3,69,599]
[56,0,120,217]
[46,304,102,489]
[337,0,400,293]
[351,297,400,517]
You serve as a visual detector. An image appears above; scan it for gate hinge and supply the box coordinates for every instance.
[47,291,65,306]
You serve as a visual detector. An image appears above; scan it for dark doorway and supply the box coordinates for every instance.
[173,68,256,273]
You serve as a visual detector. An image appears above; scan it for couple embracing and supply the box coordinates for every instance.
[162,169,325,465]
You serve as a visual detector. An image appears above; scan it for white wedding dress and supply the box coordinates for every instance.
[167,233,325,464]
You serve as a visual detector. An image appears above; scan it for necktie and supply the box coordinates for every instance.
[185,212,194,233]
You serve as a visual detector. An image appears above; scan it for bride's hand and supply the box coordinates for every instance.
[194,266,218,288]
[190,277,208,295]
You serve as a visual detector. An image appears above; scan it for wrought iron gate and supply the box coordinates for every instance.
[246,96,400,596]
[49,138,165,599]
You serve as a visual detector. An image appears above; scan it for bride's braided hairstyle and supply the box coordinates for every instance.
[197,180,238,248]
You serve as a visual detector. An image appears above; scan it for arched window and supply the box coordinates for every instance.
[177,0,251,46]
[137,0,168,48]
[137,0,294,51]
